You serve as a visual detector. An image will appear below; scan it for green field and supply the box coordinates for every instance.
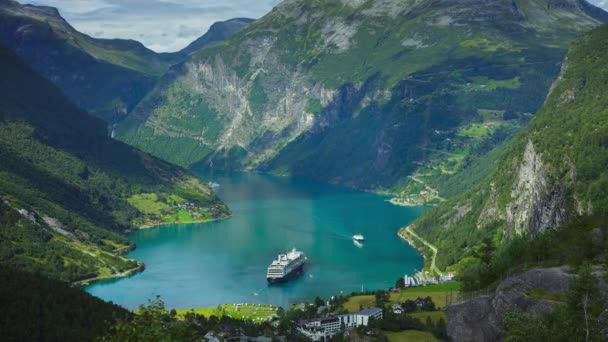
[128,193,214,228]
[175,304,278,322]
[344,283,461,312]
[384,330,438,342]
[409,311,446,324]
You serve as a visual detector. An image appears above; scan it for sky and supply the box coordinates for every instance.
[22,0,281,52]
[19,0,608,53]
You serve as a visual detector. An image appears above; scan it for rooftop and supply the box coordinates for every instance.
[357,308,383,316]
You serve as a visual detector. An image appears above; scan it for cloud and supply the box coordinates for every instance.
[589,0,608,8]
[18,0,608,52]
[21,0,281,52]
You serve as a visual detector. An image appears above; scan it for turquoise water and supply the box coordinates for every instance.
[86,172,425,310]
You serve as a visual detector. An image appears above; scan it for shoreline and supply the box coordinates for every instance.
[81,215,232,287]
[74,263,145,287]
[398,225,443,276]
[129,214,233,231]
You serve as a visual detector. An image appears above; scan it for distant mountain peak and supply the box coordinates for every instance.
[169,17,255,59]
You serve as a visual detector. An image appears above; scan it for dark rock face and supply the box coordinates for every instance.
[446,296,501,342]
[446,267,572,341]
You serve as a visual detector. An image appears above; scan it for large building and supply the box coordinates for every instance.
[338,307,383,329]
[298,308,383,341]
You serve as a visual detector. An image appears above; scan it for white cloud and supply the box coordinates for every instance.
[21,0,282,52]
[18,0,608,52]
[590,0,608,9]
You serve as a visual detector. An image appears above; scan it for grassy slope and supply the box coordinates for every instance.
[175,304,278,322]
[385,330,438,342]
[343,283,461,312]
[0,44,229,282]
[408,22,608,272]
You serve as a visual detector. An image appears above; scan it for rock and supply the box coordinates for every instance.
[506,140,566,237]
[446,267,572,342]
[599,309,608,326]
[446,296,501,342]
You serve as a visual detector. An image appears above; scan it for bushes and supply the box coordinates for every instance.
[460,216,608,292]
[503,264,604,342]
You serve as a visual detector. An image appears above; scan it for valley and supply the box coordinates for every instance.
[1,0,608,340]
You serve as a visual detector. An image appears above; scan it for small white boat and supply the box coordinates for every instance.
[353,234,365,242]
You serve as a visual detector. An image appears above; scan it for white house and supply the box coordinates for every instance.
[392,304,404,314]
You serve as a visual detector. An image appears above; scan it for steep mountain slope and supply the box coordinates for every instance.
[0,0,250,124]
[117,0,604,192]
[406,22,608,272]
[0,266,130,341]
[0,0,170,123]
[165,18,255,61]
[0,43,229,282]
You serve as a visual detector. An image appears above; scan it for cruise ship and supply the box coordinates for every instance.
[266,248,307,283]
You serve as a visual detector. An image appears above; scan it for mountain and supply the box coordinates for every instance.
[116,0,605,194]
[165,18,255,61]
[0,43,229,283]
[405,21,608,273]
[0,0,251,124]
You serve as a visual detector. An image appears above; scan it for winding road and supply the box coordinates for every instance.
[400,225,443,277]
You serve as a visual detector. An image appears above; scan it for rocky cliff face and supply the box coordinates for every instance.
[410,21,608,272]
[505,140,566,237]
[117,0,605,191]
[446,267,573,341]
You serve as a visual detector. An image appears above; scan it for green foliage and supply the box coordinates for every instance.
[0,266,130,341]
[117,0,595,193]
[459,216,608,292]
[0,44,229,281]
[306,97,323,115]
[249,76,269,114]
[411,23,608,273]
[503,264,604,342]
[104,297,281,341]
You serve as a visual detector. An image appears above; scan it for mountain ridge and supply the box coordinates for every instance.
[0,0,252,123]
[116,0,606,194]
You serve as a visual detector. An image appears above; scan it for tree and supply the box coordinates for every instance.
[375,290,390,308]
[421,296,436,311]
[566,264,600,342]
[402,300,418,313]
[314,296,325,307]
[434,317,447,339]
[479,237,495,265]
[395,277,405,289]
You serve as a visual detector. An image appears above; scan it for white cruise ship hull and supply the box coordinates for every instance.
[266,260,306,284]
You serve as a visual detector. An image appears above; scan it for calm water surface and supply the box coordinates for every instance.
[86,172,426,309]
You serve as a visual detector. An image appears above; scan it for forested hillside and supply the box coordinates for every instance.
[0,266,130,341]
[0,43,229,282]
[407,21,608,274]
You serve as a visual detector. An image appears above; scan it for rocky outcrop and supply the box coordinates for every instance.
[446,267,572,342]
[505,140,566,237]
